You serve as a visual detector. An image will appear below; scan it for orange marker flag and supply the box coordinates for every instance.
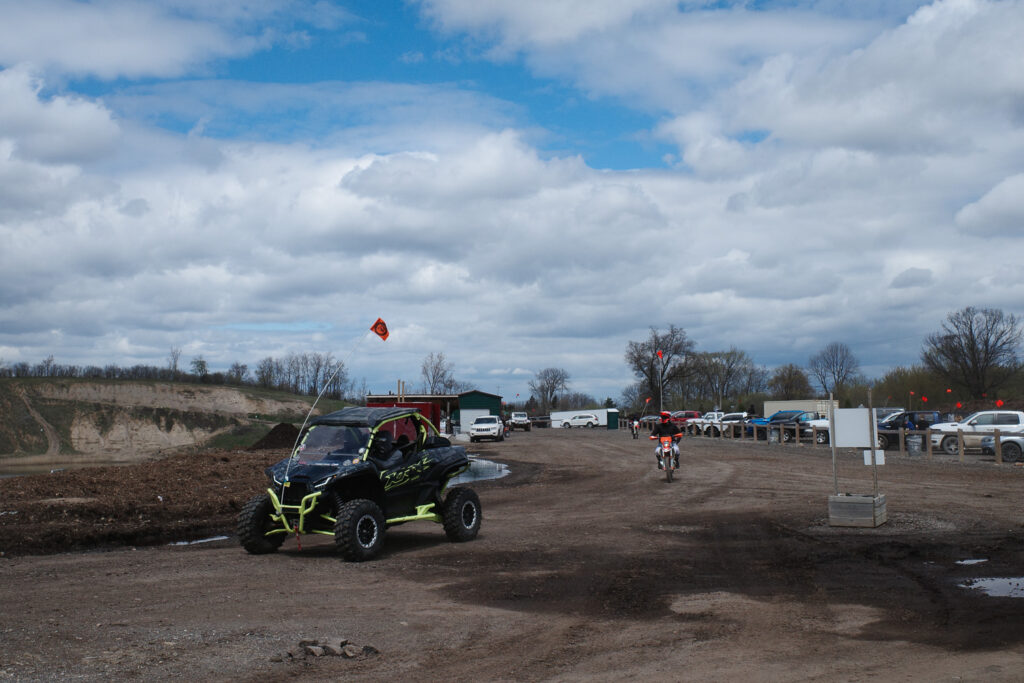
[371,318,389,341]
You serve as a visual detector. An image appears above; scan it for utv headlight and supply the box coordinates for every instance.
[313,474,336,489]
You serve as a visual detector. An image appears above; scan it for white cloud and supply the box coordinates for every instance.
[890,267,934,288]
[0,66,120,163]
[955,174,1024,236]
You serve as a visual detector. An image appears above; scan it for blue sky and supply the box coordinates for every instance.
[2,0,1024,402]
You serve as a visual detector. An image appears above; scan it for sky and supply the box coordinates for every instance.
[1,0,1023,403]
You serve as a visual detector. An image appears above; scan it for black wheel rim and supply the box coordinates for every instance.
[356,514,379,548]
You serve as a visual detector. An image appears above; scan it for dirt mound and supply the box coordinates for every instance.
[249,422,300,450]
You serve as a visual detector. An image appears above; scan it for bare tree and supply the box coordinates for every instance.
[770,364,813,399]
[529,367,570,413]
[922,306,1023,399]
[421,352,455,394]
[227,362,248,385]
[167,347,182,380]
[694,347,753,409]
[808,342,859,394]
[624,325,696,411]
[190,356,208,380]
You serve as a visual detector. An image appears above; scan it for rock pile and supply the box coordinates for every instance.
[271,637,379,662]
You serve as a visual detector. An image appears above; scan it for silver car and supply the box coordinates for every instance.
[979,433,1024,462]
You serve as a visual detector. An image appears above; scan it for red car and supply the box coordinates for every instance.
[670,410,701,425]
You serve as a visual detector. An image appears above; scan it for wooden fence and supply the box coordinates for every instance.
[677,421,1017,465]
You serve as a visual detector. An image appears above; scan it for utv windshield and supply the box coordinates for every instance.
[292,425,370,461]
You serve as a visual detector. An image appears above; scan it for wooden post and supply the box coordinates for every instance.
[898,427,905,455]
[926,428,933,459]
[958,429,965,463]
[995,428,1003,465]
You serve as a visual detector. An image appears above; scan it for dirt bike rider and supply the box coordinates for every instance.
[630,417,640,439]
[649,411,681,469]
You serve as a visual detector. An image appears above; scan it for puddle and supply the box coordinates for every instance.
[955,559,988,566]
[959,577,1024,598]
[449,457,509,484]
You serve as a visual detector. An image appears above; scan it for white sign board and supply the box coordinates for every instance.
[863,450,885,465]
[833,408,872,448]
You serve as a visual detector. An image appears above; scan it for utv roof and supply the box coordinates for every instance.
[309,406,424,428]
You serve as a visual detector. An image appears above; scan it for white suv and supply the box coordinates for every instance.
[929,410,1024,455]
[561,413,599,428]
[469,415,505,442]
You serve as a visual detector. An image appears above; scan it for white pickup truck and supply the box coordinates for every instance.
[929,410,1024,455]
[690,411,748,436]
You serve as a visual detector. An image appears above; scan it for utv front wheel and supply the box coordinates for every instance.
[334,499,385,561]
[442,487,481,542]
[237,493,286,554]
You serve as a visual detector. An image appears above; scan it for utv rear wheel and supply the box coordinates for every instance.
[237,493,286,555]
[442,487,481,542]
[334,499,385,561]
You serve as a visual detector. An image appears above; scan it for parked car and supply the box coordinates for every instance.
[698,412,748,436]
[979,433,1024,462]
[561,413,600,428]
[929,410,1024,455]
[469,415,505,442]
[745,410,804,439]
[509,412,532,431]
[875,410,942,449]
[769,411,820,442]
[670,410,701,426]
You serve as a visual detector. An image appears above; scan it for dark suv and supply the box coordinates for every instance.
[237,406,481,561]
[876,410,941,450]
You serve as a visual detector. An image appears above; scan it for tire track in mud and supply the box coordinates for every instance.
[17,387,61,456]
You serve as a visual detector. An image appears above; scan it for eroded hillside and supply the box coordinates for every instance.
[0,380,324,462]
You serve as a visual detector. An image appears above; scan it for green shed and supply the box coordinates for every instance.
[455,390,504,428]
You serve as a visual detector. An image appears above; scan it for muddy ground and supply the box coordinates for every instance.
[2,429,1024,681]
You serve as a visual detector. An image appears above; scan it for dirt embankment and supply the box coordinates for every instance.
[0,380,316,464]
[29,382,310,418]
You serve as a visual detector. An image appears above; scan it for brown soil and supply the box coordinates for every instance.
[2,430,1024,681]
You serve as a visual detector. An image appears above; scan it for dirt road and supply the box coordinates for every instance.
[2,429,1024,681]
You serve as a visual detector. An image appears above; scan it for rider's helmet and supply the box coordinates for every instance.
[660,411,671,422]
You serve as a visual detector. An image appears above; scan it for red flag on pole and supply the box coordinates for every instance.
[645,397,651,403]
[656,350,663,359]
[370,318,389,341]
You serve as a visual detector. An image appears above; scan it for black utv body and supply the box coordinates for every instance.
[238,406,481,561]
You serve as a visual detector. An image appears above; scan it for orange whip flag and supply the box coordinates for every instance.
[371,318,389,341]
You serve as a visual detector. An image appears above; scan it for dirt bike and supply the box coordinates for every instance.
[652,434,678,482]
[631,421,640,439]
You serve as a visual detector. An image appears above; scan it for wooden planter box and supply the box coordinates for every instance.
[828,493,887,528]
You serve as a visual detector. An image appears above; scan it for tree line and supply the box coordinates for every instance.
[620,307,1023,415]
[0,350,361,402]
[4,307,1020,415]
